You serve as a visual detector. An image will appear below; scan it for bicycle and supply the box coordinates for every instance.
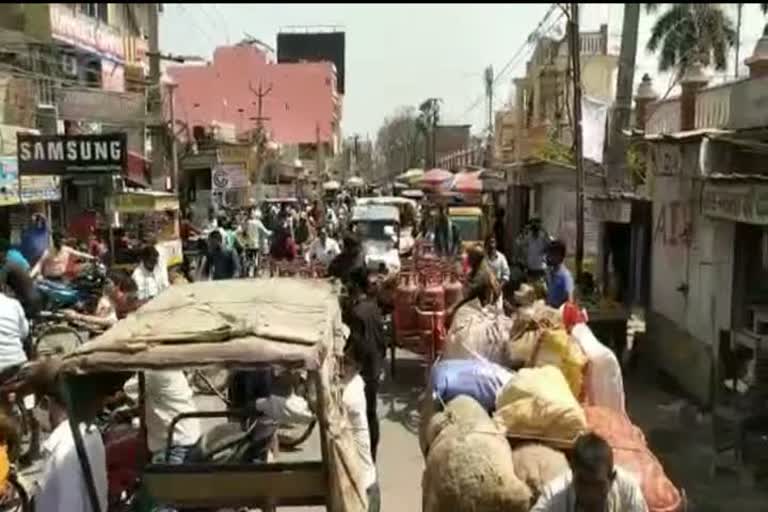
[0,468,31,512]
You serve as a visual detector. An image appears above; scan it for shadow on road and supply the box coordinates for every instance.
[379,349,428,436]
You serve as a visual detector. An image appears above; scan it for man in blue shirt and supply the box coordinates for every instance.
[545,240,574,309]
[0,239,30,273]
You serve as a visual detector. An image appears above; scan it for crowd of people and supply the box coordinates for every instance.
[0,199,593,512]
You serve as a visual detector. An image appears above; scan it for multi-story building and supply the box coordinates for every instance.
[500,25,618,263]
[0,3,152,242]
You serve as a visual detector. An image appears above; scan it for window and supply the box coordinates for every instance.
[80,3,108,23]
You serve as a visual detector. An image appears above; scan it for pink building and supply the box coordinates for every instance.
[167,45,340,153]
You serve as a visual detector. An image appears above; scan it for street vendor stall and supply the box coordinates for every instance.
[108,189,182,272]
[57,278,368,512]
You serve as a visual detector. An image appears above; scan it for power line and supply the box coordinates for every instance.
[460,5,564,119]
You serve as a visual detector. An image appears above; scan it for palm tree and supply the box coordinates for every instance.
[645,4,736,73]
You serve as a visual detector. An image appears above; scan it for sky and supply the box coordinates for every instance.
[160,3,768,140]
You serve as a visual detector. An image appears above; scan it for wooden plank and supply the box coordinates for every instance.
[143,461,327,508]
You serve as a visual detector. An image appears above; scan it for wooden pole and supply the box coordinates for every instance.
[569,2,585,280]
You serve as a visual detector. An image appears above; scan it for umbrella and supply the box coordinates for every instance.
[401,189,424,199]
[347,176,364,187]
[418,168,453,190]
[400,168,424,182]
[322,180,340,191]
[451,170,483,194]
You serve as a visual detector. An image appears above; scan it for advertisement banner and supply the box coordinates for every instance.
[0,157,60,205]
[0,156,19,206]
[211,164,249,192]
[17,133,127,175]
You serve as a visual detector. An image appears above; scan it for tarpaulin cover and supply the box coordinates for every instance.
[60,277,369,512]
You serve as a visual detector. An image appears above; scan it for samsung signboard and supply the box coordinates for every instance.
[17,133,127,175]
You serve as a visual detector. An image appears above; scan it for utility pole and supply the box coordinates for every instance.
[485,65,494,168]
[165,80,179,193]
[568,2,585,280]
[148,3,164,191]
[735,3,743,78]
[248,81,272,189]
[315,122,322,184]
[605,3,640,191]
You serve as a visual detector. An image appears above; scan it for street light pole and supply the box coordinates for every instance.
[568,2,585,280]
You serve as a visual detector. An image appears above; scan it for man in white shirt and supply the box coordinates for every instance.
[0,292,28,374]
[131,245,170,303]
[244,208,272,254]
[341,348,379,512]
[524,218,551,280]
[531,432,647,512]
[307,227,341,267]
[485,236,510,287]
[33,367,127,512]
[123,370,201,463]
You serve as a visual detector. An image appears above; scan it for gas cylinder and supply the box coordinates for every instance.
[394,272,418,331]
[419,273,446,312]
[443,272,463,309]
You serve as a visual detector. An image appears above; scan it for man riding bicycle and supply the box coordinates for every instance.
[241,208,271,277]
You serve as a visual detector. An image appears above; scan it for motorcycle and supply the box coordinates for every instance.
[0,365,41,468]
[35,262,107,313]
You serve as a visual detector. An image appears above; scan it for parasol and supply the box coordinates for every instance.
[418,168,453,189]
[399,168,425,184]
[451,170,484,194]
[322,180,340,191]
[347,176,364,187]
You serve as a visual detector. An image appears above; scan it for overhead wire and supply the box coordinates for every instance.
[459,4,565,120]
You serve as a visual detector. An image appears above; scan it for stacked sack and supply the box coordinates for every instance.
[422,395,531,512]
[504,301,588,399]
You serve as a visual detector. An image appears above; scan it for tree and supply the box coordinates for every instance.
[417,98,441,168]
[375,106,426,179]
[645,4,736,73]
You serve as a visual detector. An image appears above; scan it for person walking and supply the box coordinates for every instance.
[307,227,341,268]
[523,218,551,282]
[544,239,575,309]
[342,268,385,462]
[202,230,241,281]
[131,245,170,304]
[485,236,510,288]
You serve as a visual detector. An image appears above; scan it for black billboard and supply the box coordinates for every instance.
[277,31,346,94]
[17,133,127,175]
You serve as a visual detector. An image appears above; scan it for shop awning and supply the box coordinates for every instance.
[111,189,180,213]
[125,151,150,188]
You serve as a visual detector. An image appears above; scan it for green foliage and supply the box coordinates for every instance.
[645,4,736,72]
[534,131,575,165]
[627,142,646,186]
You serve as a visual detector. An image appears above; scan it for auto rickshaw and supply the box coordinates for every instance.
[55,277,369,512]
[447,206,489,251]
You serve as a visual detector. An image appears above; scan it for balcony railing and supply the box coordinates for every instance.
[695,83,731,130]
[580,32,606,56]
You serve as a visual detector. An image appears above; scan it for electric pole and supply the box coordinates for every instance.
[485,65,494,168]
[605,3,640,191]
[568,2,585,280]
[248,81,272,189]
[148,3,164,191]
[735,3,743,78]
[166,80,179,193]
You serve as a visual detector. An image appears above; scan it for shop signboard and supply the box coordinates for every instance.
[58,88,143,123]
[211,164,249,192]
[702,182,768,225]
[588,198,632,224]
[112,193,179,213]
[49,4,125,62]
[0,157,60,205]
[17,133,127,175]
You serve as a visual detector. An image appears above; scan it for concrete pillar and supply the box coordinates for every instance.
[634,74,659,131]
[679,62,709,131]
[746,24,768,78]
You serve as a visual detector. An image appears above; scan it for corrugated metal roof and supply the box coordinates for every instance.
[705,172,768,182]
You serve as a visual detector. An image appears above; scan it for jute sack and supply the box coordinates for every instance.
[510,443,569,500]
[422,395,531,512]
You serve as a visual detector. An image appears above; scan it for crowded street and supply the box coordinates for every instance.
[4,3,768,512]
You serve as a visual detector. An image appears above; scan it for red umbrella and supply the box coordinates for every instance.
[451,170,483,194]
[418,168,453,190]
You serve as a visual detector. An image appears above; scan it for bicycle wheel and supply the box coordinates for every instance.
[0,472,31,512]
[9,399,39,468]
[33,323,85,359]
[277,420,317,450]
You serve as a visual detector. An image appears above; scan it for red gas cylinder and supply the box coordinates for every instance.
[443,272,463,309]
[419,273,446,312]
[394,272,419,331]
